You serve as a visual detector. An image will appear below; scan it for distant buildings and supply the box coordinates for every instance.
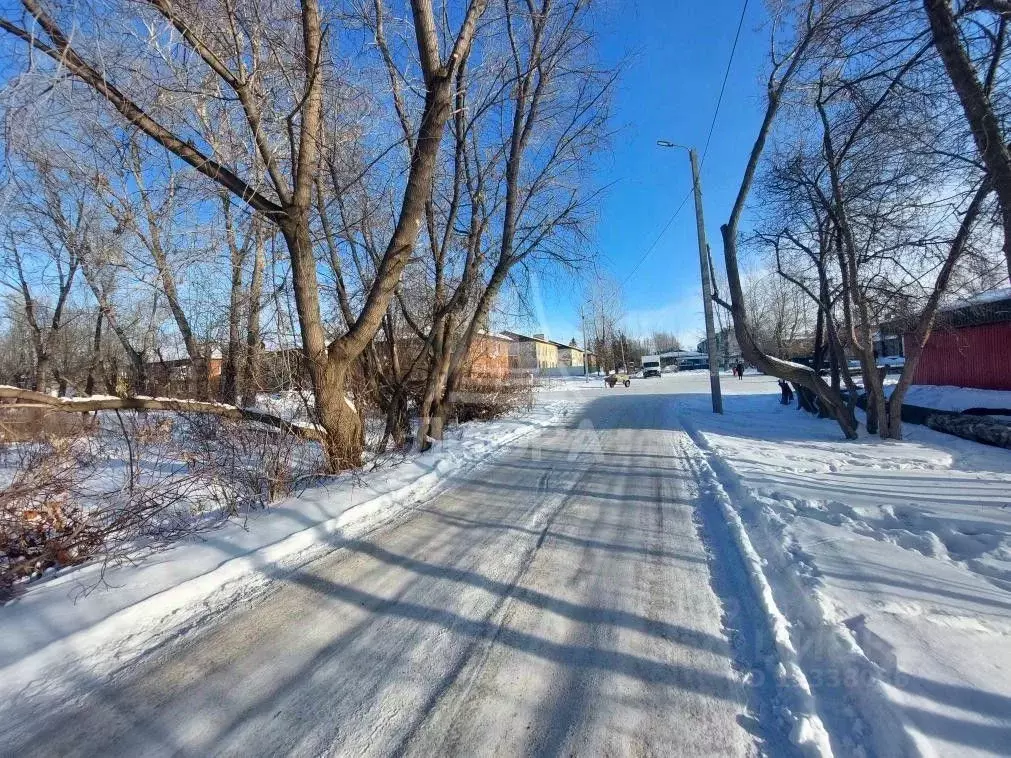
[139,330,518,399]
[500,331,596,374]
[696,327,742,368]
[501,332,557,370]
[369,332,514,383]
[557,338,586,368]
[144,349,224,396]
[464,333,512,378]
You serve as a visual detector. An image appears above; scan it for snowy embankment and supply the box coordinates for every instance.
[675,374,1011,757]
[888,383,1011,414]
[0,398,569,731]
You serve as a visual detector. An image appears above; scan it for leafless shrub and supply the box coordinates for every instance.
[449,376,534,424]
[0,406,92,442]
[176,413,326,511]
[0,437,104,600]
[0,409,328,601]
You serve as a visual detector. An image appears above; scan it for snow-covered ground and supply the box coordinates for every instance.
[674,372,1011,757]
[5,371,1009,756]
[888,383,1011,413]
[0,398,569,733]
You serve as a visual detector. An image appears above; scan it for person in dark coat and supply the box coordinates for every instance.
[778,379,794,405]
[736,361,745,379]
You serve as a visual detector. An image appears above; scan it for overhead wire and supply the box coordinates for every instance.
[622,0,750,285]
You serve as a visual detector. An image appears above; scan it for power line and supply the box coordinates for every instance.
[623,0,750,285]
[621,188,692,284]
[701,0,750,165]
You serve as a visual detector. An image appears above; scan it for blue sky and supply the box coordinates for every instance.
[523,0,770,349]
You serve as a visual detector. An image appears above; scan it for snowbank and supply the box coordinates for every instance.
[674,375,1011,757]
[891,384,1011,413]
[0,399,569,732]
[678,431,833,757]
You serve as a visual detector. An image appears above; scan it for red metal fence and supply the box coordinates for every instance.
[907,322,1011,390]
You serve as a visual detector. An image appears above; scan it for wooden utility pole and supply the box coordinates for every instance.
[580,307,589,379]
[688,147,724,413]
[658,140,723,413]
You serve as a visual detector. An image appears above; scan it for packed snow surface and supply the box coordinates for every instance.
[0,400,568,737]
[3,388,768,756]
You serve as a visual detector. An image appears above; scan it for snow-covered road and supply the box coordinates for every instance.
[7,387,770,757]
[11,373,1006,756]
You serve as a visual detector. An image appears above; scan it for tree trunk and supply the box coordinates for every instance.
[282,216,365,470]
[381,389,407,450]
[297,67,465,469]
[924,0,1011,280]
[221,239,244,405]
[240,229,265,408]
[721,225,858,438]
[713,11,858,439]
[315,360,365,471]
[85,307,103,396]
[374,317,411,450]
[417,317,455,450]
[33,353,50,394]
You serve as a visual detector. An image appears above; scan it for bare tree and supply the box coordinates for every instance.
[924,0,1011,281]
[241,221,268,408]
[351,0,611,447]
[0,163,80,392]
[0,0,489,470]
[717,0,862,438]
[748,0,1004,439]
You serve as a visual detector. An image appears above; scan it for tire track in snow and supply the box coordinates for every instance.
[386,449,599,757]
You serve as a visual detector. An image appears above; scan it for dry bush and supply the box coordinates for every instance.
[449,375,534,424]
[0,438,105,600]
[0,409,329,601]
[177,414,327,511]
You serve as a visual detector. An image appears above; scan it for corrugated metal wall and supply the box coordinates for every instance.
[907,323,1011,390]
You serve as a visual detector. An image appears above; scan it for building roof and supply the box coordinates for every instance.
[941,294,1011,328]
[501,330,589,352]
[476,330,515,342]
[887,289,1011,333]
[659,349,706,359]
[953,286,1011,307]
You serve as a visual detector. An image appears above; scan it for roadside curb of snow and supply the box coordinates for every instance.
[680,412,922,758]
[676,419,833,758]
[0,399,570,741]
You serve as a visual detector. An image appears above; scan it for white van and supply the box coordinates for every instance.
[641,355,662,378]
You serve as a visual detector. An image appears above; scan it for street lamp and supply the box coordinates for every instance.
[657,139,724,414]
